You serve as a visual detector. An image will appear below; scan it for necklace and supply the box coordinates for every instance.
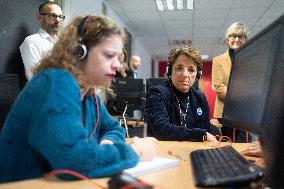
[168,81,190,127]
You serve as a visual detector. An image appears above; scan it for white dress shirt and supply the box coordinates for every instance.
[133,70,138,79]
[19,28,57,80]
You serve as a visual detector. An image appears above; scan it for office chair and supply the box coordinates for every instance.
[0,73,20,131]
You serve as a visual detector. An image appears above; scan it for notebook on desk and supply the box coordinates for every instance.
[124,156,180,177]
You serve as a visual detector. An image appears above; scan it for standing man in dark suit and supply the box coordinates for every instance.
[128,55,141,79]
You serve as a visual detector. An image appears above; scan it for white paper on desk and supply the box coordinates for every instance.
[123,157,180,177]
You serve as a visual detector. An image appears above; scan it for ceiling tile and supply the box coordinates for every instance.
[232,0,274,8]
[194,0,234,9]
[126,11,160,21]
[227,8,267,19]
[160,10,193,21]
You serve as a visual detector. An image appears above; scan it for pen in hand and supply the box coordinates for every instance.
[168,150,186,161]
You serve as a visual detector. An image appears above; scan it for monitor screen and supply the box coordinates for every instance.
[106,78,145,117]
[221,15,284,187]
[111,78,145,99]
[222,14,284,136]
[146,78,167,92]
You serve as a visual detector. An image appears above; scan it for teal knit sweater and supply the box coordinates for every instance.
[0,69,139,183]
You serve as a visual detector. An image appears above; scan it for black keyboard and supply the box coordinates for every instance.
[190,145,264,187]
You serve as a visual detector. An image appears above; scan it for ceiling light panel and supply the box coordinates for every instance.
[156,0,194,11]
[166,0,174,10]
[156,0,165,11]
[187,0,194,9]
[176,0,184,9]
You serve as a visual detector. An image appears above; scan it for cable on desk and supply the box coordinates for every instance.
[120,181,154,189]
[44,169,107,189]
[203,135,232,147]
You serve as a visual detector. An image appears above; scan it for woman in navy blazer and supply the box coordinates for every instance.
[145,45,219,141]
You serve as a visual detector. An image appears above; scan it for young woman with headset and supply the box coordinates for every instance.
[145,45,219,141]
[0,15,157,183]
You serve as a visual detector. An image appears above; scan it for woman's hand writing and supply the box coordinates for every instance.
[130,136,158,161]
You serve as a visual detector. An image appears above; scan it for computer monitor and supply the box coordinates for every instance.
[221,15,284,187]
[146,77,167,92]
[106,78,145,117]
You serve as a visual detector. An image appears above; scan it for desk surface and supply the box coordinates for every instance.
[114,115,145,127]
[121,120,144,126]
[0,142,263,189]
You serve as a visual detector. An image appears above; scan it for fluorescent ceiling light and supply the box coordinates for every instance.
[156,0,193,11]
[187,0,193,9]
[176,0,184,10]
[156,0,165,11]
[165,0,174,10]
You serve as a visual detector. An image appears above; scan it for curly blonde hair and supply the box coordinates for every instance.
[34,15,126,92]
[168,45,202,68]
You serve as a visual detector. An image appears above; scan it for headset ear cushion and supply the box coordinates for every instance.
[167,64,172,77]
[197,70,202,79]
[75,44,88,60]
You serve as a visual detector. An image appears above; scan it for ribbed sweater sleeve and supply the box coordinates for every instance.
[94,96,126,143]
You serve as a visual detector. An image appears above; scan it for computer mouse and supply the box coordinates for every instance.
[108,172,153,189]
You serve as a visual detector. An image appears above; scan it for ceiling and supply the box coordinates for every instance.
[104,0,284,61]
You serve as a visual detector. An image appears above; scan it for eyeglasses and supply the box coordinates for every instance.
[229,33,246,40]
[40,13,65,21]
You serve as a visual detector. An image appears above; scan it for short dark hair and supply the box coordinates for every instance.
[39,1,60,13]
[168,45,202,68]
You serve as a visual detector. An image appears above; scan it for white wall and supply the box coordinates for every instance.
[63,0,152,80]
[63,0,103,23]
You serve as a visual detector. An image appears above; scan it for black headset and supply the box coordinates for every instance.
[167,63,202,79]
[74,15,91,60]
